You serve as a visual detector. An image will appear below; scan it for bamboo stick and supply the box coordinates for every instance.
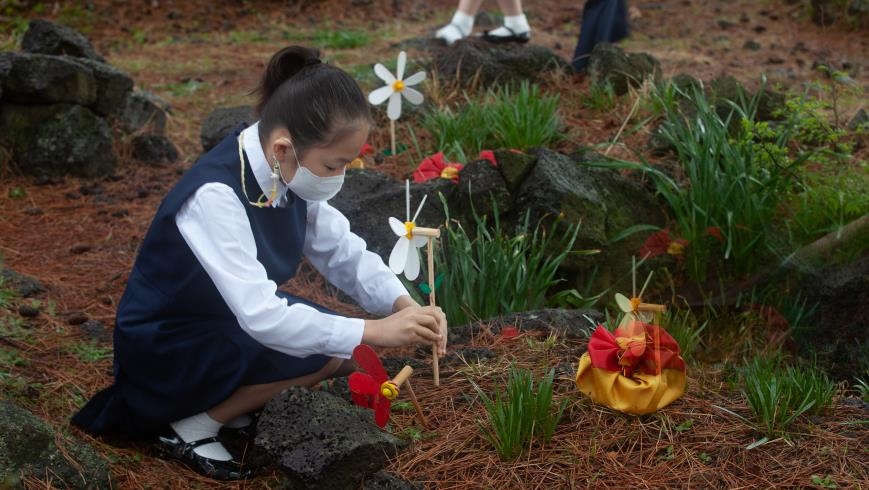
[427,238,440,387]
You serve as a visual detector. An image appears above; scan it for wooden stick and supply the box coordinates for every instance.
[637,303,667,313]
[412,226,440,238]
[390,119,396,157]
[427,237,440,387]
[403,379,431,429]
[390,365,414,388]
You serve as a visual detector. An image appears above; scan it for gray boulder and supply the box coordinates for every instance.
[515,148,666,288]
[848,108,868,130]
[255,386,405,490]
[455,159,511,220]
[363,471,423,489]
[588,43,662,96]
[21,18,105,62]
[432,41,570,88]
[0,103,115,177]
[794,254,869,381]
[72,58,134,117]
[119,90,168,134]
[131,133,179,165]
[0,267,44,297]
[494,148,537,193]
[0,400,112,489]
[330,170,454,260]
[0,54,10,101]
[0,52,96,105]
[200,105,255,152]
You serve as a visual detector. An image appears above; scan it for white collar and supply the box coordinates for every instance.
[240,122,288,207]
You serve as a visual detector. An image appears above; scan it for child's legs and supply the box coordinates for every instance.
[207,357,355,423]
[495,0,523,16]
[457,0,483,15]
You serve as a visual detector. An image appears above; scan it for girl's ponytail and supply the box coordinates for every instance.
[254,46,321,116]
[253,45,371,153]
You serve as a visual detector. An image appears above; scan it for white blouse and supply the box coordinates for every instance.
[175,123,408,359]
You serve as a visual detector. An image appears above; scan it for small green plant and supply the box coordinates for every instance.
[7,187,25,199]
[698,452,712,463]
[313,29,369,49]
[660,309,707,362]
[657,444,675,461]
[471,367,567,460]
[581,82,617,111]
[422,82,561,161]
[855,374,869,402]
[728,356,836,438]
[0,275,16,309]
[69,342,113,362]
[811,474,837,489]
[435,195,578,326]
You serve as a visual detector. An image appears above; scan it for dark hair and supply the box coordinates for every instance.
[254,45,371,152]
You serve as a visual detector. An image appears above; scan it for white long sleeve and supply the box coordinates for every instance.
[176,183,364,359]
[303,200,409,316]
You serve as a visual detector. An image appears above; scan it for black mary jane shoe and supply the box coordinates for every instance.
[481,26,531,44]
[157,432,253,481]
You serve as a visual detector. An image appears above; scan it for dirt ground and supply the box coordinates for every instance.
[0,0,867,488]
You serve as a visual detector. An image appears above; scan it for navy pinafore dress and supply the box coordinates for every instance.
[72,127,331,437]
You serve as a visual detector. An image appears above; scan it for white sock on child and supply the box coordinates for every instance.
[436,11,475,45]
[170,412,232,461]
[488,13,530,37]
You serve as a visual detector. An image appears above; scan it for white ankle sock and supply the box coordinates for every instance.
[436,11,474,45]
[170,412,232,461]
[489,14,530,37]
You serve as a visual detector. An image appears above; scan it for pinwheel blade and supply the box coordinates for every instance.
[404,245,420,281]
[615,293,633,313]
[396,51,407,81]
[389,216,406,237]
[374,397,391,428]
[349,372,380,395]
[352,344,388,382]
[389,238,409,274]
[387,92,402,121]
[368,85,393,105]
[402,87,424,105]
[412,235,428,248]
[373,63,396,84]
[403,71,425,86]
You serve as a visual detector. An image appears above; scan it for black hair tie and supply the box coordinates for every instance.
[305,58,321,66]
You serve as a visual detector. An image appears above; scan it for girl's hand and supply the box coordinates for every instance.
[363,304,448,356]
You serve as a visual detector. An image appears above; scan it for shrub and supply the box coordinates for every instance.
[471,367,567,460]
[433,195,578,326]
[421,82,562,162]
[736,356,836,438]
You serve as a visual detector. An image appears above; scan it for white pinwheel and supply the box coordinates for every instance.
[388,181,429,281]
[368,51,426,121]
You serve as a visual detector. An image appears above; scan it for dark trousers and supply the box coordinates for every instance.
[572,0,630,72]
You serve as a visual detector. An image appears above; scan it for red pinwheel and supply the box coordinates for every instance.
[349,344,428,428]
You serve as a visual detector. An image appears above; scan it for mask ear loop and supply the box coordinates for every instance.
[238,134,279,208]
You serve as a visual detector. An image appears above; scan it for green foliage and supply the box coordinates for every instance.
[581,82,617,111]
[69,341,112,362]
[435,195,578,326]
[736,356,836,438]
[855,373,869,402]
[811,474,838,489]
[471,367,567,460]
[661,309,707,362]
[648,83,808,281]
[422,82,561,162]
[313,29,369,49]
[0,275,15,310]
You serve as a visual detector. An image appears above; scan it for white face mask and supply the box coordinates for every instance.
[279,139,345,202]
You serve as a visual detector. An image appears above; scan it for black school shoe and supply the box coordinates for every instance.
[157,430,253,481]
[482,26,531,44]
